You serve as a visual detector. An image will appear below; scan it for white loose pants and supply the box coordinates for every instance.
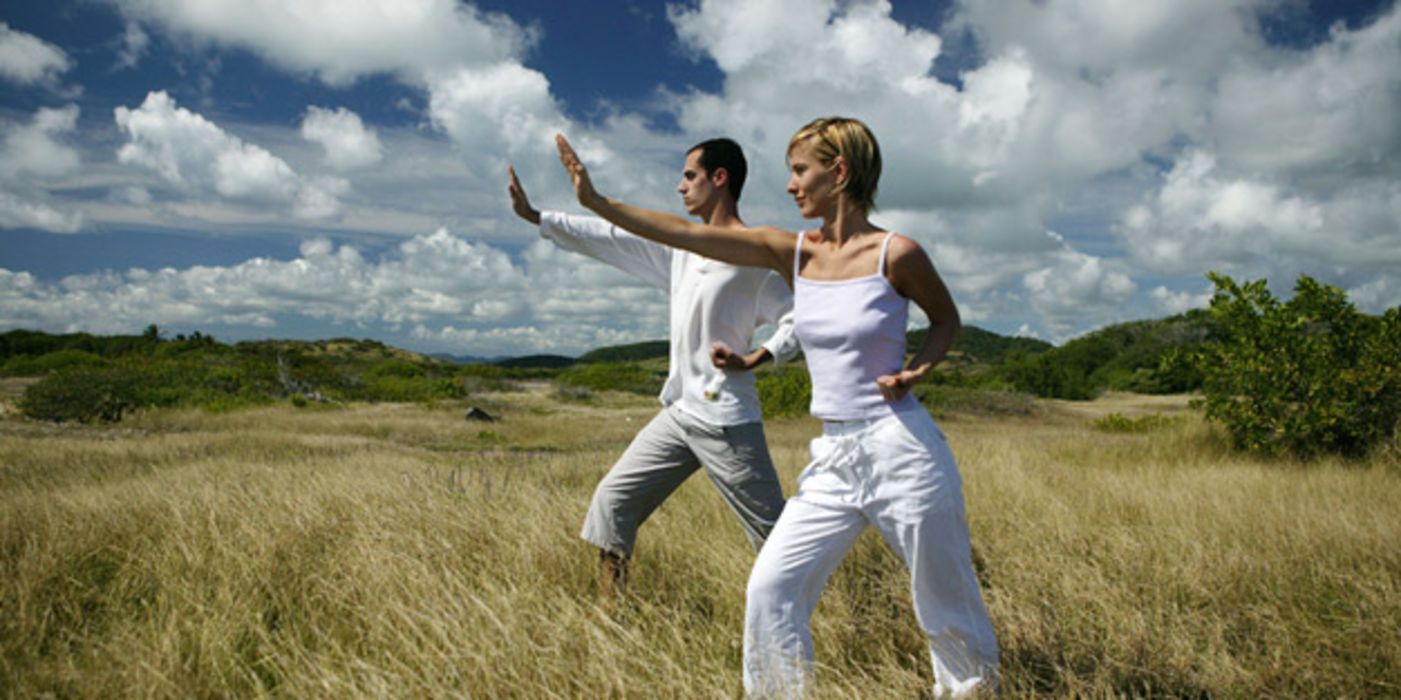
[743,407,998,698]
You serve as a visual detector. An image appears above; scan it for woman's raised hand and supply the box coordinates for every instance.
[555,134,602,210]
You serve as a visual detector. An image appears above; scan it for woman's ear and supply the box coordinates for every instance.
[833,156,849,187]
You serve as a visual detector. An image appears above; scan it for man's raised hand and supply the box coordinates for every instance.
[507,166,541,225]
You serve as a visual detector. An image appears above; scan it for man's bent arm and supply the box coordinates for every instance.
[754,271,800,365]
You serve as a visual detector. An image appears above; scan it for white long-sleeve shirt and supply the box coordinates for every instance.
[541,210,799,426]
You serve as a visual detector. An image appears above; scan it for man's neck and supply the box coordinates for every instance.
[701,199,744,228]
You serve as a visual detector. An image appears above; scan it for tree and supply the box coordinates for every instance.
[1174,273,1400,459]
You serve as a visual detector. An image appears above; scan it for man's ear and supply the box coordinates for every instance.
[711,166,729,189]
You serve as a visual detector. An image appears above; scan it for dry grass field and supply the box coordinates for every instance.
[2,384,1398,698]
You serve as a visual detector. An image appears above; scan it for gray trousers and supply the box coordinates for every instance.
[580,404,787,557]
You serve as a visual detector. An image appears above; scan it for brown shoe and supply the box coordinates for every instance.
[599,549,629,598]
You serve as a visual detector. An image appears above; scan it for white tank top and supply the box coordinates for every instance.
[794,231,919,421]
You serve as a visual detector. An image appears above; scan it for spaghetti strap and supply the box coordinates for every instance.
[877,232,897,277]
[793,231,806,281]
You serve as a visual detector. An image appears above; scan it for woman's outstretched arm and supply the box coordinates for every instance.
[556,134,794,279]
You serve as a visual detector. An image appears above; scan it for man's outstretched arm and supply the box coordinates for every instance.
[506,166,672,291]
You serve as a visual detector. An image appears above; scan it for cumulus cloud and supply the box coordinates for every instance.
[0,193,83,233]
[10,0,1395,350]
[1021,234,1137,340]
[107,0,532,85]
[1150,285,1212,316]
[114,21,149,70]
[0,105,84,233]
[0,228,669,356]
[1210,8,1401,180]
[105,0,600,212]
[3,105,81,179]
[0,22,71,85]
[114,91,343,219]
[1117,150,1391,275]
[299,106,383,171]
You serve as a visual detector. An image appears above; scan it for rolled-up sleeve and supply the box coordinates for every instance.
[539,211,672,290]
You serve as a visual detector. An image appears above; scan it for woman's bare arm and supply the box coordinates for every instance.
[876,235,961,401]
[556,134,793,278]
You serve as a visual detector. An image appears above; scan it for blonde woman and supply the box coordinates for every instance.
[555,118,998,697]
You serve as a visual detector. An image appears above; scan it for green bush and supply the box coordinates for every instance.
[913,383,1037,418]
[1092,412,1179,433]
[999,352,1098,400]
[19,357,277,423]
[0,349,106,376]
[556,362,664,396]
[19,365,143,422]
[1170,273,1401,459]
[756,364,811,419]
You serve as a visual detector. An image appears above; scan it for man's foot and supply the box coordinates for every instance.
[599,549,629,598]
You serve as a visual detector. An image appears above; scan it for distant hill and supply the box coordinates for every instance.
[577,340,669,364]
[995,311,1213,399]
[429,352,504,365]
[908,325,1053,365]
[576,325,1051,367]
[496,354,576,369]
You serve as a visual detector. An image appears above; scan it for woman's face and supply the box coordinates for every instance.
[786,140,838,220]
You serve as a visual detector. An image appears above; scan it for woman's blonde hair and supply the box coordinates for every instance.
[787,116,882,213]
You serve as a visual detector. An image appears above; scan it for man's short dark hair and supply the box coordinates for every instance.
[689,138,747,203]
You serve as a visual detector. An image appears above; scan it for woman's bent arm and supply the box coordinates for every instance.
[876,235,961,401]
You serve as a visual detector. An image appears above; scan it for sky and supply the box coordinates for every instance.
[1,0,1398,358]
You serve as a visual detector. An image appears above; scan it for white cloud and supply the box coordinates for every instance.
[425,61,566,158]
[0,192,82,234]
[1116,150,1395,276]
[300,106,383,171]
[2,105,81,179]
[0,22,71,85]
[1150,285,1211,316]
[1210,8,1401,180]
[0,228,669,356]
[108,0,532,86]
[114,21,149,70]
[0,105,84,233]
[114,91,343,219]
[1021,242,1137,340]
[10,0,1395,351]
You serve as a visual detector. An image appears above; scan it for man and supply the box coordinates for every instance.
[507,138,798,595]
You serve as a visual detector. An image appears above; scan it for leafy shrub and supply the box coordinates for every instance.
[0,349,106,376]
[1169,273,1401,459]
[20,357,279,422]
[366,359,427,380]
[756,364,811,419]
[1092,412,1179,433]
[999,352,1098,400]
[913,384,1037,418]
[556,362,664,396]
[19,365,143,422]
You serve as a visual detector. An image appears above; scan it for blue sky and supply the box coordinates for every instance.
[2,0,1398,357]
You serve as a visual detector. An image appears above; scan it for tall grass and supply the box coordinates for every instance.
[1,389,1397,697]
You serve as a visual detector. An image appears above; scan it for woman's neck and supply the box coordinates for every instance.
[820,199,874,244]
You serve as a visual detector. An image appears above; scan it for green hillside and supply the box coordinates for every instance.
[577,340,669,363]
[994,311,1213,399]
[0,313,1218,423]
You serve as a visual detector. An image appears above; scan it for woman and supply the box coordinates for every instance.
[555,117,998,697]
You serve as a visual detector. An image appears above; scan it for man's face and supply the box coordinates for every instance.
[676,149,720,217]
